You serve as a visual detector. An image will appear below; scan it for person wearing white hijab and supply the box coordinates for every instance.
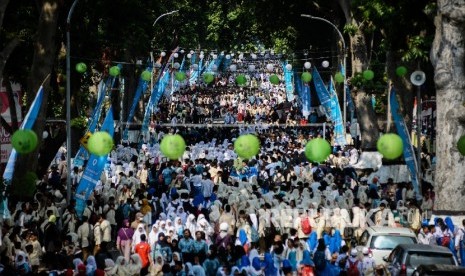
[196,214,214,242]
[166,219,175,237]
[185,214,197,236]
[177,206,188,224]
[148,223,159,250]
[132,223,148,252]
[108,256,128,276]
[127,253,142,276]
[174,216,184,238]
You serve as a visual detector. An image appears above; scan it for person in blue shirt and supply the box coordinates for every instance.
[162,165,173,187]
[178,229,195,264]
[192,231,209,264]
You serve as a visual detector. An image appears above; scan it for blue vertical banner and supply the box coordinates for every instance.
[339,63,355,121]
[190,58,203,85]
[73,78,115,167]
[328,77,346,146]
[122,74,149,141]
[390,88,420,199]
[1,85,44,219]
[312,67,332,119]
[283,63,294,101]
[75,107,115,217]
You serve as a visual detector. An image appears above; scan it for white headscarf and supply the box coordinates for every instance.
[185,214,197,235]
[132,223,147,249]
[128,254,142,276]
[148,223,159,246]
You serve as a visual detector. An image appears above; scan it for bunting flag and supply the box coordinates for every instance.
[122,72,149,141]
[390,87,420,199]
[75,107,115,217]
[282,63,294,101]
[312,67,332,119]
[73,78,115,167]
[328,77,346,146]
[1,85,44,219]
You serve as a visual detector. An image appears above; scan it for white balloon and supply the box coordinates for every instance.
[213,54,218,59]
[180,49,185,54]
[285,64,292,71]
[322,60,330,68]
[173,62,180,69]
[42,131,49,139]
[212,64,218,71]
[248,64,255,71]
[221,51,225,55]
[231,53,235,57]
[173,53,179,58]
[192,64,199,70]
[161,51,166,57]
[187,53,192,59]
[239,54,244,59]
[190,50,194,54]
[266,63,274,71]
[304,61,311,69]
[251,53,257,59]
[230,64,237,71]
[199,54,204,59]
[226,54,231,59]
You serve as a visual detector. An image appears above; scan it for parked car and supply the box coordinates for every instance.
[412,264,465,275]
[356,226,418,265]
[384,244,459,276]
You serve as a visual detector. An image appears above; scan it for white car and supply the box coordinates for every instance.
[356,226,418,265]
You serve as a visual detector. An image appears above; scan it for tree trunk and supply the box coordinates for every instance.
[13,0,61,185]
[430,0,465,216]
[354,89,379,149]
[350,26,380,149]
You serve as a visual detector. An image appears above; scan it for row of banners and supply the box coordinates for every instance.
[1,52,421,217]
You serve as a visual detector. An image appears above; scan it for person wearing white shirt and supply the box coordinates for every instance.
[455,219,465,265]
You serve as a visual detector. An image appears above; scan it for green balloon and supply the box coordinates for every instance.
[301,72,312,83]
[363,70,374,80]
[236,74,247,85]
[109,66,121,77]
[203,73,214,83]
[175,72,187,82]
[377,133,404,160]
[234,134,260,159]
[75,62,87,73]
[396,66,408,77]
[457,135,465,156]
[11,129,38,154]
[160,134,186,160]
[335,72,344,83]
[87,131,114,156]
[304,138,331,163]
[269,74,280,85]
[141,70,151,82]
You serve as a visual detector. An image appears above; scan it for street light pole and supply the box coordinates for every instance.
[66,0,80,204]
[301,14,347,129]
[151,10,179,90]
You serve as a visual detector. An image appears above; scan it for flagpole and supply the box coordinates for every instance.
[66,0,80,204]
[301,14,347,130]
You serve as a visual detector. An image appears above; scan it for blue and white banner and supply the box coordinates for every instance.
[339,63,355,121]
[328,77,346,146]
[312,67,332,119]
[75,107,114,217]
[73,78,115,167]
[2,85,44,219]
[122,73,149,141]
[189,58,203,85]
[283,63,294,101]
[390,88,420,199]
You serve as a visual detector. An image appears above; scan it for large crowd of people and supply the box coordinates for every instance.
[0,59,446,276]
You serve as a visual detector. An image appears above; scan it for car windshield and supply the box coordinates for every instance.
[407,252,455,267]
[370,235,417,250]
